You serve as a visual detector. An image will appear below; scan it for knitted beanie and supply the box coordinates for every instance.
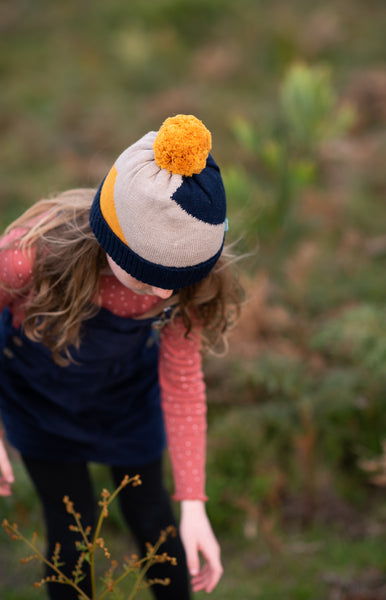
[89,114,227,289]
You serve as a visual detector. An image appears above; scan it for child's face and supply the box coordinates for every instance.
[106,255,173,300]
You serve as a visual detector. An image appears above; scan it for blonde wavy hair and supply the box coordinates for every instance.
[1,189,243,365]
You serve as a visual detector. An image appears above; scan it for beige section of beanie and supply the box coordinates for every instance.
[112,132,225,268]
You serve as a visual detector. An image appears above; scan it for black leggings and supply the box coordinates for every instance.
[22,455,191,600]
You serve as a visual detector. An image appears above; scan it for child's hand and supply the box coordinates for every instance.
[0,434,14,496]
[180,499,223,593]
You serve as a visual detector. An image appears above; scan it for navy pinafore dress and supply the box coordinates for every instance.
[0,306,166,466]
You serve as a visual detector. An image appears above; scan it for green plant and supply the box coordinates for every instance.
[2,475,176,599]
[279,63,353,151]
[224,63,355,251]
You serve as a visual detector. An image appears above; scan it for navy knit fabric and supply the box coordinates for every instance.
[0,307,166,465]
[171,155,226,224]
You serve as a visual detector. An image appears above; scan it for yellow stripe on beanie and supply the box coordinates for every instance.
[99,165,128,245]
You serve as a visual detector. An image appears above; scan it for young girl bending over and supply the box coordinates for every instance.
[0,114,242,599]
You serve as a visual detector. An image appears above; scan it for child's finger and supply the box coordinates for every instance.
[0,480,12,496]
[0,438,14,484]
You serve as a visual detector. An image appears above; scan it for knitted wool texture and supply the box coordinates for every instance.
[153,114,212,176]
[89,115,227,290]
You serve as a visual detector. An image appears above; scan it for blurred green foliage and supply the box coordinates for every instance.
[223,63,355,253]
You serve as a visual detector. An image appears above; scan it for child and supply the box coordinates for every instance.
[0,114,242,599]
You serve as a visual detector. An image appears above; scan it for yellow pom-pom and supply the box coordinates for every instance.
[153,114,212,176]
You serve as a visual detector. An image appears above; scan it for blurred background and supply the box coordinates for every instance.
[0,0,385,598]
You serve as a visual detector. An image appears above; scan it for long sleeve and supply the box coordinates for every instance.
[159,320,208,501]
[0,229,33,319]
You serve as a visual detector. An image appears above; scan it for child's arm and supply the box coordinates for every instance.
[0,229,33,496]
[0,433,14,496]
[0,228,34,314]
[159,321,223,591]
[159,322,207,501]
